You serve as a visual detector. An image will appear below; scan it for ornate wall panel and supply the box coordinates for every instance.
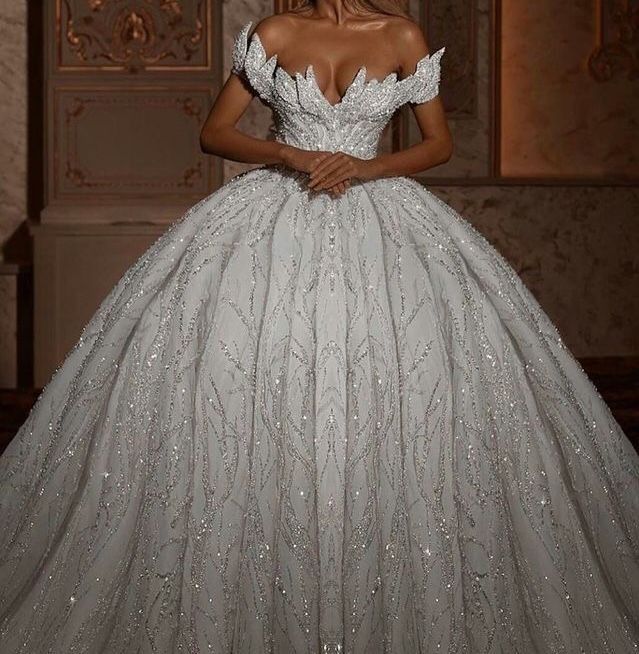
[45,0,223,206]
[409,0,496,181]
[56,0,213,71]
[53,87,214,199]
[589,0,639,81]
[34,0,223,381]
[499,0,639,180]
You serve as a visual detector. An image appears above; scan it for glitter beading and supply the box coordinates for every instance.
[0,19,638,654]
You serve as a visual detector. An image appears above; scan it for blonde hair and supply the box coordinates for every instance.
[292,0,410,18]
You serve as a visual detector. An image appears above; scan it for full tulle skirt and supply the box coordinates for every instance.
[1,166,638,653]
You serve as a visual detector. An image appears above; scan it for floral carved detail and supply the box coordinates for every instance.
[589,0,639,81]
[59,0,210,70]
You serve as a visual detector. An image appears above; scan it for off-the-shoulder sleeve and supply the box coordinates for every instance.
[407,46,446,105]
[229,21,276,102]
[231,21,253,77]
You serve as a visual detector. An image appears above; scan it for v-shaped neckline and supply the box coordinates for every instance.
[301,63,390,108]
[250,31,398,110]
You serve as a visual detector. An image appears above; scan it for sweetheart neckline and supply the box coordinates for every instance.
[245,27,444,111]
[287,62,394,109]
[250,31,392,109]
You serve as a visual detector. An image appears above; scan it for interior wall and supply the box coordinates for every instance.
[0,0,27,259]
[0,0,29,387]
[500,0,639,179]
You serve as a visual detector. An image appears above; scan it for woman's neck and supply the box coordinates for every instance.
[314,0,355,24]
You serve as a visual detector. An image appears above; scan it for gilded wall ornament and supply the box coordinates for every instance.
[59,0,210,71]
[589,0,638,81]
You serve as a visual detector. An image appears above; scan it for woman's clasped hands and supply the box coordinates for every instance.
[280,145,380,198]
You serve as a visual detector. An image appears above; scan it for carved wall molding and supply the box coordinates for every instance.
[589,0,639,81]
[53,87,213,198]
[56,0,212,71]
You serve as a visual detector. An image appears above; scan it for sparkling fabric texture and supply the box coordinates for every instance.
[1,20,639,654]
[231,21,445,159]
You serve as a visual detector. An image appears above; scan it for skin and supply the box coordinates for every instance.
[199,0,453,198]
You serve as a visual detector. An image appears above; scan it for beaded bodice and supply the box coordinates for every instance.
[231,21,445,159]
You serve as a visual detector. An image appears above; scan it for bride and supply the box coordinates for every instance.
[1,1,638,652]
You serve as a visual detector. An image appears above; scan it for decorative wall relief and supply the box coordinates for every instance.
[589,0,639,81]
[34,0,223,382]
[57,0,212,71]
[411,0,495,179]
[54,88,214,198]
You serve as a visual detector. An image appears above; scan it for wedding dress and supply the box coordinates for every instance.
[1,20,638,654]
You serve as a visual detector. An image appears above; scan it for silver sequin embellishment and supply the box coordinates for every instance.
[0,19,638,654]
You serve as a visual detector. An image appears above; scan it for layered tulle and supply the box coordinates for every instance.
[1,166,637,653]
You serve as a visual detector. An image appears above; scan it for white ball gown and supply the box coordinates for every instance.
[1,20,638,654]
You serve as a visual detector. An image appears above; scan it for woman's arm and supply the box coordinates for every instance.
[199,17,291,164]
[199,73,289,165]
[308,20,452,191]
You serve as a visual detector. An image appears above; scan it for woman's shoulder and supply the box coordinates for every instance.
[248,12,298,51]
[248,12,309,49]
[382,15,429,51]
[381,16,432,75]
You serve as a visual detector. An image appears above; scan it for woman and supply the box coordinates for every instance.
[1,1,638,652]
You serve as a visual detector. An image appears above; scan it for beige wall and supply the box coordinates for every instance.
[500,0,639,178]
[0,0,27,257]
[432,184,639,357]
[0,0,637,388]
[0,0,28,387]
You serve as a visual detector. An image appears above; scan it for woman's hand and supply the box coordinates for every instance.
[327,179,351,198]
[280,144,333,174]
[308,152,382,191]
[279,145,352,197]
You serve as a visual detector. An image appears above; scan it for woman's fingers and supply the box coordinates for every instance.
[312,167,353,191]
[309,162,351,189]
[330,181,346,198]
[306,152,331,173]
[328,178,351,198]
[311,156,356,190]
[308,151,338,175]
[308,152,346,184]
